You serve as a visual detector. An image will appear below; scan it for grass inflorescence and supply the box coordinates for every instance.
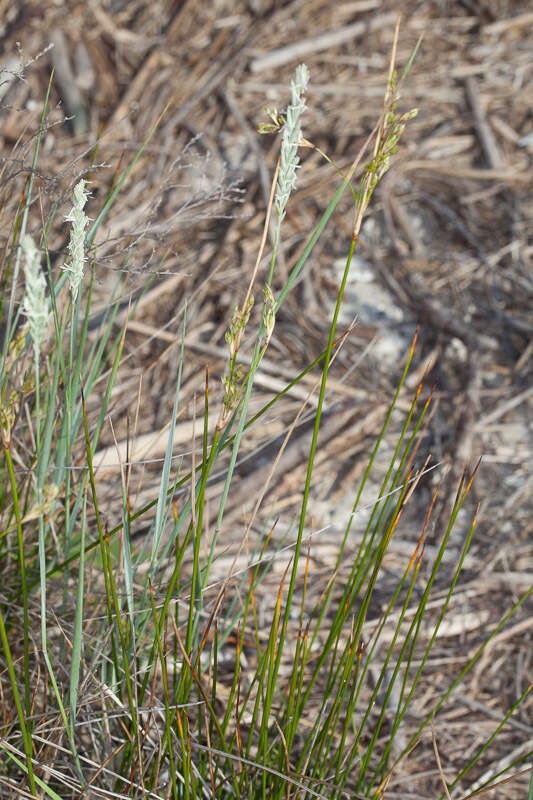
[0,29,530,800]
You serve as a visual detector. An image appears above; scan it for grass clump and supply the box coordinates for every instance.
[0,29,530,800]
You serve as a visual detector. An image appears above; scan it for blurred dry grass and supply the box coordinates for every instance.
[0,1,531,795]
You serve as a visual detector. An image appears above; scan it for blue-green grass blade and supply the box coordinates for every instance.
[401,35,423,82]
[69,489,87,731]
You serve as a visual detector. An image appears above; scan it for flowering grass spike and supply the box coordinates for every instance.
[274,63,310,221]
[63,178,90,301]
[22,234,48,359]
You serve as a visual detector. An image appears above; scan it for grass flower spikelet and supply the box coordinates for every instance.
[262,285,275,347]
[275,64,310,221]
[63,179,90,301]
[22,234,48,358]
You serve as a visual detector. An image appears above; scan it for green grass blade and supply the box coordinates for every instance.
[0,743,61,800]
[0,605,36,793]
[151,308,187,567]
[443,683,532,799]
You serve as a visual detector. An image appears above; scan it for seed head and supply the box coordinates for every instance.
[63,179,90,302]
[275,64,310,221]
[22,235,48,358]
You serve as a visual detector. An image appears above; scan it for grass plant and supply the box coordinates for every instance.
[0,29,530,800]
